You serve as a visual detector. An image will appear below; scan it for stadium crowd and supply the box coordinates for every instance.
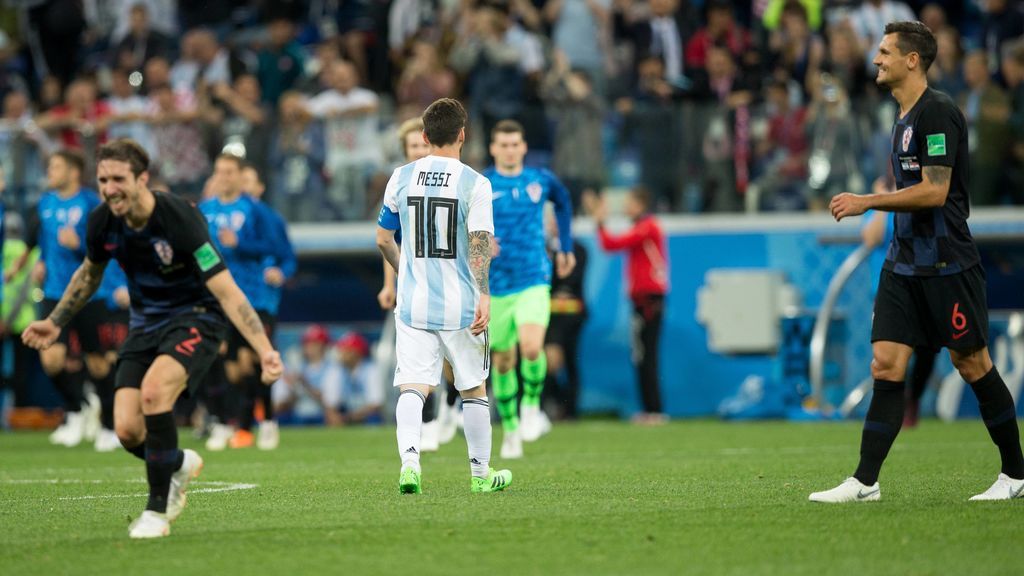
[0,0,1021,222]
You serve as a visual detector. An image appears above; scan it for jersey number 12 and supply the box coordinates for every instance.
[407,196,457,259]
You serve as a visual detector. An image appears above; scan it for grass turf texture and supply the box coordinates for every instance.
[0,420,1019,575]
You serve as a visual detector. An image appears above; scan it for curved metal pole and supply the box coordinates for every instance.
[809,244,873,411]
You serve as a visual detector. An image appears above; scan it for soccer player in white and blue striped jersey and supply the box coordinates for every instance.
[376,98,512,495]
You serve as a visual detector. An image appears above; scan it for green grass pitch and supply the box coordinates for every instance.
[1,420,1019,575]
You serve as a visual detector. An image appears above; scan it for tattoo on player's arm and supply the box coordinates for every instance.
[50,260,105,328]
[469,231,492,295]
[924,166,951,188]
[236,302,265,339]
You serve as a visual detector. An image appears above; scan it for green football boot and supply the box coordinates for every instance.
[471,468,513,493]
[399,467,422,494]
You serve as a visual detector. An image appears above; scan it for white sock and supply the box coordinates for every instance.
[462,398,491,478]
[396,389,425,472]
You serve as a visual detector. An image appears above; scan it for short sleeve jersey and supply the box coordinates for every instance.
[482,166,574,296]
[198,194,269,303]
[378,155,493,331]
[886,87,979,277]
[86,192,227,331]
[30,189,103,300]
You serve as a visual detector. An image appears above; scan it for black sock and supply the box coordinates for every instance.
[125,442,146,461]
[51,371,82,413]
[239,373,260,431]
[908,349,937,402]
[95,371,116,430]
[970,367,1024,479]
[143,412,181,513]
[261,380,274,421]
[854,380,905,486]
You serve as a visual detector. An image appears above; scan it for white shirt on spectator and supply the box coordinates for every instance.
[275,349,343,420]
[338,358,382,413]
[848,1,915,68]
[107,95,157,159]
[306,87,383,168]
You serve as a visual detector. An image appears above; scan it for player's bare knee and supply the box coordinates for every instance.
[85,354,110,380]
[951,348,993,383]
[115,421,144,447]
[520,342,543,362]
[870,355,905,382]
[139,378,183,412]
[493,350,516,373]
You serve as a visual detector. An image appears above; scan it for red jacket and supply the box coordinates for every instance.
[597,214,669,301]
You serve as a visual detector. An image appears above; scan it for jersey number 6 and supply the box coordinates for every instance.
[407,196,457,260]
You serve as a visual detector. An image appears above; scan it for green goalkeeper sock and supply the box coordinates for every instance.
[521,353,547,409]
[492,368,519,432]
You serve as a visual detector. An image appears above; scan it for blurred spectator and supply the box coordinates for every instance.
[308,0,374,84]
[804,73,863,209]
[395,39,456,122]
[141,55,174,95]
[692,45,756,212]
[0,91,48,213]
[918,3,947,37]
[36,77,110,156]
[979,0,1024,84]
[449,3,545,145]
[750,78,810,210]
[1002,38,1024,204]
[27,0,87,87]
[617,56,685,211]
[204,74,270,177]
[847,0,915,68]
[961,51,1012,206]
[275,324,341,426]
[629,0,688,85]
[768,1,825,95]
[171,29,244,91]
[686,0,753,71]
[111,2,172,73]
[148,83,207,200]
[38,76,64,113]
[544,209,588,419]
[335,332,383,425]
[928,26,966,98]
[256,17,305,107]
[388,0,440,62]
[544,0,612,92]
[823,22,871,103]
[305,60,382,221]
[110,0,178,42]
[762,0,824,31]
[105,68,157,159]
[542,51,606,211]
[269,91,327,222]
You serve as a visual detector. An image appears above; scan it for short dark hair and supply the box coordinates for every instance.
[215,152,245,169]
[884,21,937,72]
[51,149,85,175]
[630,186,652,209]
[98,139,150,176]
[490,119,525,141]
[422,98,466,147]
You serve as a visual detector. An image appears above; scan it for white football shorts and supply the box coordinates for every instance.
[393,318,490,391]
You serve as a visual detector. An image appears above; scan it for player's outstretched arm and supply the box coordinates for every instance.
[205,270,283,384]
[468,230,492,335]
[22,258,108,350]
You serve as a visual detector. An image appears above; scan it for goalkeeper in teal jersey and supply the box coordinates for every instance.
[483,120,575,459]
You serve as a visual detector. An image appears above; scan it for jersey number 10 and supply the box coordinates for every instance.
[407,196,457,259]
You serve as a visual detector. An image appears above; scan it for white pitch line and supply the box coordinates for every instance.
[56,481,258,501]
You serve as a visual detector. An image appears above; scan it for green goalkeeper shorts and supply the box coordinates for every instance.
[489,284,551,352]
